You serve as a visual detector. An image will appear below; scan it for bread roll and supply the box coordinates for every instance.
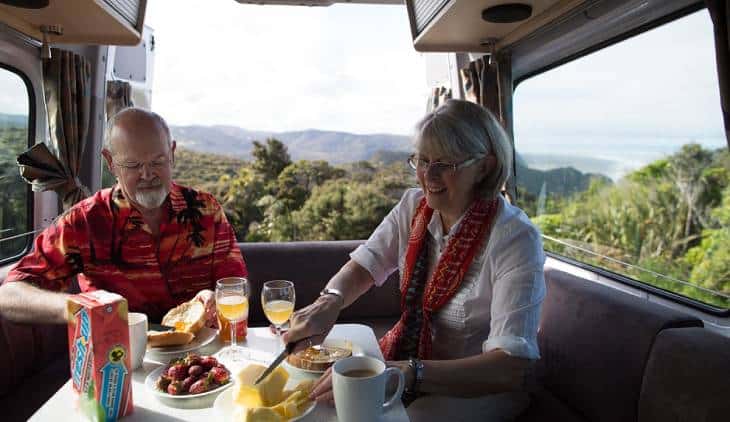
[286,345,352,371]
[147,330,195,348]
[161,299,205,334]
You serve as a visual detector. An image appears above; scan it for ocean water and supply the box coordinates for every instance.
[515,135,727,181]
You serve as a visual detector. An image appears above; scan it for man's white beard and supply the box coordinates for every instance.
[134,186,168,209]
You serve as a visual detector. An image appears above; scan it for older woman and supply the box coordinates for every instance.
[283,99,545,421]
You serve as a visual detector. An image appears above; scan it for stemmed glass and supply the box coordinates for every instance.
[261,280,296,352]
[215,277,250,365]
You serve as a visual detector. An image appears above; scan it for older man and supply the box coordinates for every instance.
[0,108,247,325]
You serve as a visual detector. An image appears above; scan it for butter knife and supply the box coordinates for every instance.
[254,341,300,385]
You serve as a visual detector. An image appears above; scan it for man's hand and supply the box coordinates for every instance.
[194,289,218,329]
[281,295,341,353]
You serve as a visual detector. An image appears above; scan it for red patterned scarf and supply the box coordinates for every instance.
[379,196,499,360]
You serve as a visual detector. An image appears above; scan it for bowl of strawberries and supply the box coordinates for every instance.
[145,353,233,409]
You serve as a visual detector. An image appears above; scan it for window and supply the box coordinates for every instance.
[514,10,729,310]
[142,2,422,242]
[0,66,32,263]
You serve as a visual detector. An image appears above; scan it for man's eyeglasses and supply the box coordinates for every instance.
[407,154,483,176]
[112,157,170,173]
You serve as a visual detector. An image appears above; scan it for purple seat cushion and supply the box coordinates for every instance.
[239,241,401,327]
[639,327,730,422]
[536,267,701,422]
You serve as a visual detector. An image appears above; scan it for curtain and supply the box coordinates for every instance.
[427,86,452,112]
[706,0,730,149]
[106,80,133,120]
[460,54,515,201]
[459,56,501,120]
[17,48,91,210]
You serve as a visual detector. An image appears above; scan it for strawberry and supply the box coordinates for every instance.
[183,353,202,367]
[156,376,171,392]
[181,376,195,393]
[209,366,229,384]
[189,378,210,394]
[167,364,188,380]
[167,381,184,395]
[200,356,218,369]
[188,365,204,377]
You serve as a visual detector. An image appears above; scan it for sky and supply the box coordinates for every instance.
[0,69,29,116]
[144,0,427,135]
[514,9,725,142]
[0,2,724,153]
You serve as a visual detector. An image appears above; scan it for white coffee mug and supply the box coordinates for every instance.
[333,356,405,422]
[128,312,148,370]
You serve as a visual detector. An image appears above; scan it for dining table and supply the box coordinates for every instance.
[29,323,410,422]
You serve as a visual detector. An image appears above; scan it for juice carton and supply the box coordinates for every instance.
[67,291,134,421]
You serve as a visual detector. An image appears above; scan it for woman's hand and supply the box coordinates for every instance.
[194,289,218,328]
[309,360,414,407]
[282,294,341,352]
[310,367,335,405]
[386,360,415,392]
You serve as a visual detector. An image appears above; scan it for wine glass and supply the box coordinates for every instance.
[215,277,250,365]
[261,280,295,352]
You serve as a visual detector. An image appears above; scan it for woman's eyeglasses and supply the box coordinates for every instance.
[407,154,483,176]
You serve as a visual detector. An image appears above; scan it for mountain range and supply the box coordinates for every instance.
[0,113,614,196]
[171,125,412,164]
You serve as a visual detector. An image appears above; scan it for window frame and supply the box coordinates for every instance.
[511,3,730,316]
[0,62,36,266]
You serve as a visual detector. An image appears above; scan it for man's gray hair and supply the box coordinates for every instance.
[413,99,513,198]
[104,107,172,153]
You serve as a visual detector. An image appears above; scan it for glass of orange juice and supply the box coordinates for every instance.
[215,277,250,363]
[261,280,295,351]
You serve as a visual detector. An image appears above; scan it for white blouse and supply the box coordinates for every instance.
[351,188,545,360]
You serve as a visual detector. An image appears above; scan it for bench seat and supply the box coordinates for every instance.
[2,241,728,422]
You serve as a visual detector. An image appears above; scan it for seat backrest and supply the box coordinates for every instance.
[536,267,702,422]
[638,327,730,422]
[0,316,67,397]
[238,241,401,325]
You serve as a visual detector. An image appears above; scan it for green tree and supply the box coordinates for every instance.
[220,166,265,239]
[0,124,30,260]
[666,144,714,251]
[274,160,345,210]
[685,186,730,298]
[291,180,395,240]
[252,138,291,183]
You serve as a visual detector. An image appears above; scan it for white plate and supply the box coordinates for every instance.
[283,338,364,375]
[144,364,233,409]
[146,326,218,357]
[213,388,316,421]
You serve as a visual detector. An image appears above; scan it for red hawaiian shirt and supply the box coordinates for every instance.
[4,183,247,321]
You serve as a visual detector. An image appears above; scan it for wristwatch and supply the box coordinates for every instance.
[407,357,425,393]
[319,287,344,306]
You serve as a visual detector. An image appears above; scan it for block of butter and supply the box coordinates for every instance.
[233,364,289,408]
[231,364,314,421]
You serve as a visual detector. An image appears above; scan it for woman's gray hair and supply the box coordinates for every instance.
[413,99,513,198]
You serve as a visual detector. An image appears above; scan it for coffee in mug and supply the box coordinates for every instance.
[342,369,378,378]
[333,356,404,422]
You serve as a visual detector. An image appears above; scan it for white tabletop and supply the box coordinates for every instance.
[30,324,409,422]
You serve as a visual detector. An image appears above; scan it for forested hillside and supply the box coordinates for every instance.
[8,114,724,309]
[170,140,728,308]
[528,144,730,308]
[0,119,29,260]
